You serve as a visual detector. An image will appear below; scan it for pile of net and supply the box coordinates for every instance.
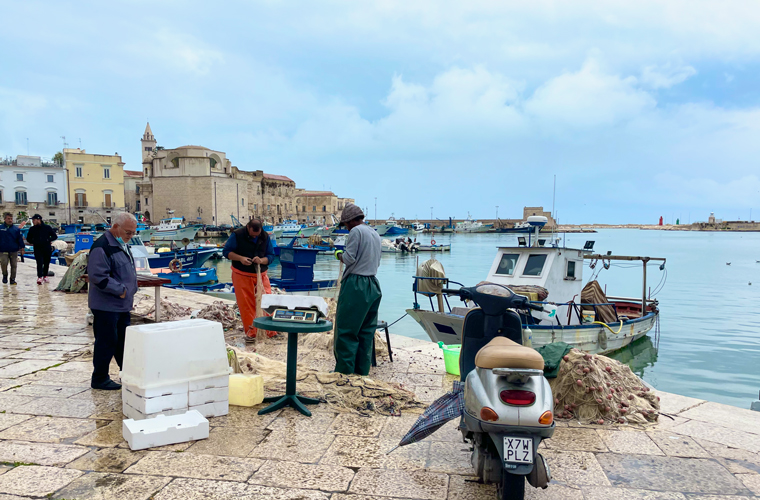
[133,296,193,321]
[551,349,659,425]
[54,252,89,293]
[227,347,423,416]
[193,301,242,331]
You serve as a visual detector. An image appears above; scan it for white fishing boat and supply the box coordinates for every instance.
[139,218,199,242]
[454,213,488,233]
[273,219,304,238]
[407,217,665,355]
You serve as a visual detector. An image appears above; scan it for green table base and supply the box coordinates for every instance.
[253,316,333,417]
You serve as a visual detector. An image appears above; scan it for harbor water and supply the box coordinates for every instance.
[204,229,760,409]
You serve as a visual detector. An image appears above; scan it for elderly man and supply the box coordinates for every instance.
[26,214,58,285]
[223,219,276,343]
[0,212,24,285]
[334,204,382,375]
[87,213,138,390]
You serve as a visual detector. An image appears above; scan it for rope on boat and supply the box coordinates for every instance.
[591,320,624,334]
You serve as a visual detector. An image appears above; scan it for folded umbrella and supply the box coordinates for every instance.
[387,380,464,453]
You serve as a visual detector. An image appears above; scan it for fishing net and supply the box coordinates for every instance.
[132,296,193,321]
[227,346,423,416]
[551,349,659,425]
[54,252,89,293]
[195,301,242,331]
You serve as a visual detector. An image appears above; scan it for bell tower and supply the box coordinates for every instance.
[141,122,156,162]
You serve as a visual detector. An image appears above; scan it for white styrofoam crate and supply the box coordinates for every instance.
[189,387,228,406]
[122,400,188,421]
[189,374,229,391]
[189,400,228,418]
[122,386,188,415]
[123,410,209,450]
[120,380,189,399]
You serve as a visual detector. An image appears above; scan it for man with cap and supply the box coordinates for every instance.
[222,219,276,343]
[26,214,58,285]
[0,212,24,285]
[333,204,382,375]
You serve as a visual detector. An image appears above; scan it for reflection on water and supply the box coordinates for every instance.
[607,336,659,379]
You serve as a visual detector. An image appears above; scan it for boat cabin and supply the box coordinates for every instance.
[486,246,585,325]
[154,218,185,230]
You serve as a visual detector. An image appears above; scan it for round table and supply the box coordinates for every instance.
[253,316,333,417]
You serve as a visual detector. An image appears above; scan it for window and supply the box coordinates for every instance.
[144,146,152,151]
[253,204,257,211]
[522,254,548,277]
[303,206,306,212]
[136,200,141,211]
[47,192,58,206]
[16,173,23,181]
[136,185,140,194]
[103,167,110,179]
[104,192,112,207]
[47,174,54,183]
[322,206,326,212]
[566,261,578,279]
[313,206,316,212]
[495,253,520,276]
[267,205,270,211]
[49,212,55,216]
[75,166,83,177]
[241,198,245,206]
[170,158,179,168]
[15,191,27,205]
[75,192,87,207]
[145,197,148,204]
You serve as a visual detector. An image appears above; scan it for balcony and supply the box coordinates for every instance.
[102,202,116,209]
[46,202,60,208]
[15,201,28,207]
[74,201,88,208]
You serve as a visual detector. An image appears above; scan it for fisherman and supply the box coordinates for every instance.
[87,212,138,390]
[26,214,58,285]
[0,212,24,286]
[223,219,276,343]
[333,204,382,375]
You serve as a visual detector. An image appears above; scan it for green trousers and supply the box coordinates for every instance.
[334,274,382,376]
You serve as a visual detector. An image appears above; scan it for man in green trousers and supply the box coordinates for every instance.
[334,204,382,375]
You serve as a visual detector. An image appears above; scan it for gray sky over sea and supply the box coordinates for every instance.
[2,1,759,224]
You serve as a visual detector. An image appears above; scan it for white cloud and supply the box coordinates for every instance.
[641,63,697,89]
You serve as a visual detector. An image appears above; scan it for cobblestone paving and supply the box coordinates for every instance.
[0,261,758,499]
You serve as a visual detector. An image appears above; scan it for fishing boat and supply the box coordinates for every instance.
[381,238,420,253]
[373,216,408,236]
[146,246,219,269]
[156,267,218,286]
[140,218,199,242]
[406,217,666,355]
[417,241,451,252]
[407,222,426,234]
[454,213,489,233]
[490,219,537,233]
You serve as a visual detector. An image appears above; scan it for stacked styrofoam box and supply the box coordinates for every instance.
[120,319,230,421]
[123,410,209,450]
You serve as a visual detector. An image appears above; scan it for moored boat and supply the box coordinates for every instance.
[140,218,199,242]
[156,267,218,286]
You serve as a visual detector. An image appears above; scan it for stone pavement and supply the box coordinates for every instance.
[0,260,758,499]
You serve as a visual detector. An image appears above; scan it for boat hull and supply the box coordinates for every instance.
[417,244,451,252]
[141,227,199,242]
[406,308,658,355]
[157,268,218,286]
[147,248,218,269]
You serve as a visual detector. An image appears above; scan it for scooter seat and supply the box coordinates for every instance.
[474,337,545,370]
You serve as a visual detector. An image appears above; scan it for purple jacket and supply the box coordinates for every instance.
[87,231,138,312]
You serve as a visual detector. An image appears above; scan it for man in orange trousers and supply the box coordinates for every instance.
[222,219,276,343]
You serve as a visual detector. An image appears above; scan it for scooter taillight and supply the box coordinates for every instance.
[499,390,536,406]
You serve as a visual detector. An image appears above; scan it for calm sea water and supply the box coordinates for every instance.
[205,229,760,409]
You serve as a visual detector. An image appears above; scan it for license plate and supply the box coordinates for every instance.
[503,436,533,464]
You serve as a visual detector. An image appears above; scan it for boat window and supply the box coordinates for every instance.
[522,254,547,276]
[495,253,520,275]
[566,260,576,279]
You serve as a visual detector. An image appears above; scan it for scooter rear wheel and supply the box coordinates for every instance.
[498,473,525,500]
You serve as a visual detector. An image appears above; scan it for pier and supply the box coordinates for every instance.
[0,261,758,499]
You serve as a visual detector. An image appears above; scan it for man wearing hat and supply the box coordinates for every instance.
[222,219,276,343]
[0,212,24,285]
[333,203,382,375]
[26,214,58,285]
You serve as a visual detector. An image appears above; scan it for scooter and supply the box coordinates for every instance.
[442,283,555,500]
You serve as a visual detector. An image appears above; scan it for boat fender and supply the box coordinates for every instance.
[169,259,182,272]
[598,328,608,350]
[431,239,436,245]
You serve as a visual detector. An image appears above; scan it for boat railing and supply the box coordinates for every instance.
[411,276,465,313]
[526,300,621,327]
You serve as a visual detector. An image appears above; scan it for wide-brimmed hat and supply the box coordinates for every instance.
[339,204,364,225]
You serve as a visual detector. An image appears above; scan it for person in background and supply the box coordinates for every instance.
[0,212,24,286]
[87,212,138,390]
[333,204,382,375]
[223,219,276,343]
[26,214,58,285]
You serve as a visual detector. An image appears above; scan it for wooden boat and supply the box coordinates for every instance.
[156,267,218,286]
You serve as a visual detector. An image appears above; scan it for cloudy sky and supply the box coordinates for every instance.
[2,1,759,223]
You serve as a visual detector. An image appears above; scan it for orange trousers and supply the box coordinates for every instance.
[231,266,274,338]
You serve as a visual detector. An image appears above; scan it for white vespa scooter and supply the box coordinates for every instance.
[443,284,555,500]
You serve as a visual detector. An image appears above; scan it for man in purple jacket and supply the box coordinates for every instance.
[87,213,138,390]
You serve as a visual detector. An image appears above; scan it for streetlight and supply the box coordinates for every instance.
[430,207,433,220]
[496,206,499,220]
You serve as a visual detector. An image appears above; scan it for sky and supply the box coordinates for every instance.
[2,0,759,224]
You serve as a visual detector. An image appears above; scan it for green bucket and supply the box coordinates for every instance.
[438,341,462,376]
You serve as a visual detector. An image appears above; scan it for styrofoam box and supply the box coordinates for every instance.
[123,410,209,450]
[190,400,228,418]
[189,375,229,391]
[189,387,228,406]
[120,379,189,399]
[123,386,188,415]
[122,400,188,421]
[122,319,229,390]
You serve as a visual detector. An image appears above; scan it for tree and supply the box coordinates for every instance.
[53,151,64,166]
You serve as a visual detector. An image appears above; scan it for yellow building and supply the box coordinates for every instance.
[63,148,126,224]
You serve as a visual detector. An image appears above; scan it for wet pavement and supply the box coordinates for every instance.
[0,261,758,499]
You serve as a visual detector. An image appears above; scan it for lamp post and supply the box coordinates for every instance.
[496,205,499,220]
[374,197,377,224]
[430,207,433,221]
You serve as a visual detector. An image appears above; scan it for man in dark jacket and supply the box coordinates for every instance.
[0,212,24,285]
[26,214,58,285]
[87,212,138,390]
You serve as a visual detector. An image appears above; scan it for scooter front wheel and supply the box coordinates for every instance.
[498,472,525,500]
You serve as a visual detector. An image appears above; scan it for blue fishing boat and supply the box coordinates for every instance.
[156,267,218,286]
[147,247,219,269]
